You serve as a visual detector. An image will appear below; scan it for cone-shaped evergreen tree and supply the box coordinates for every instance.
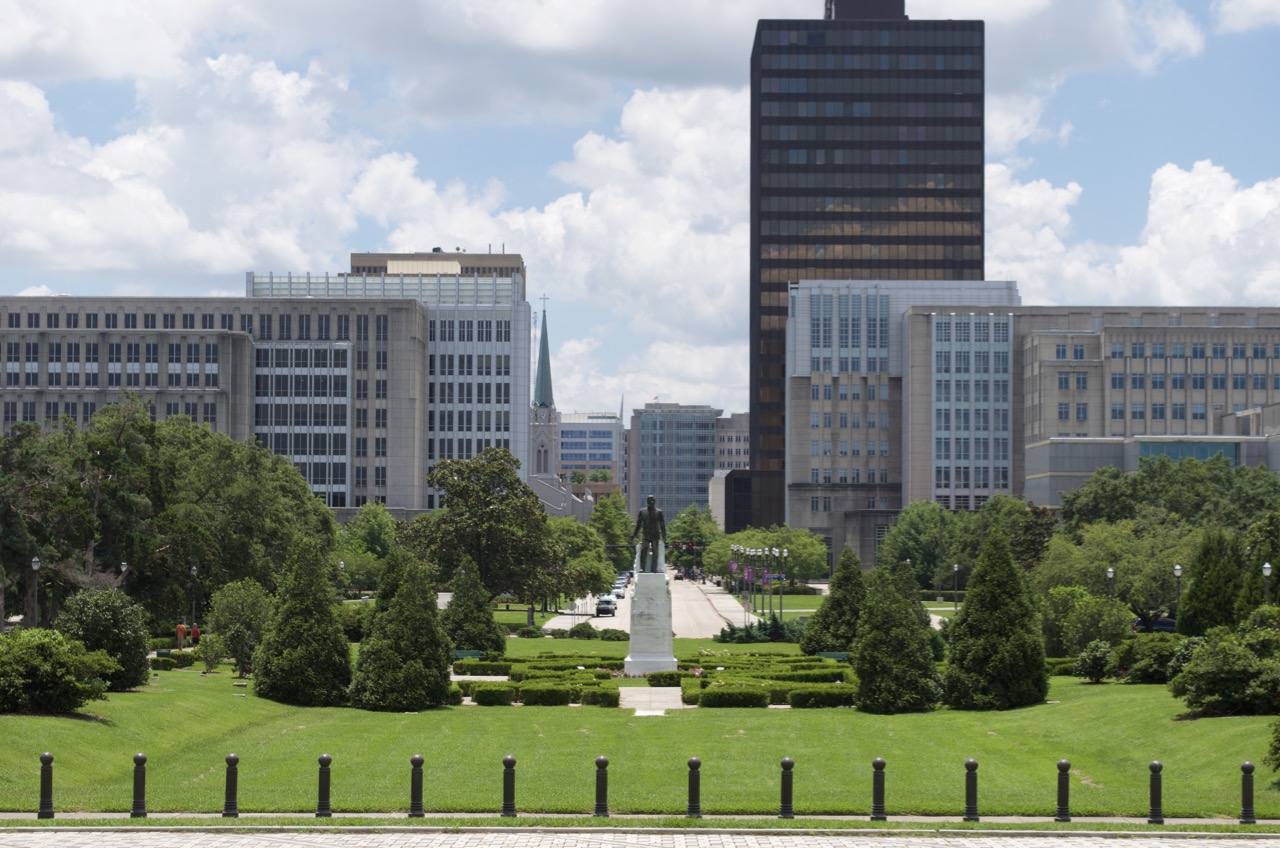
[800,546,866,655]
[349,557,453,711]
[252,540,352,706]
[441,557,507,656]
[852,568,941,714]
[943,531,1047,710]
[1179,528,1245,636]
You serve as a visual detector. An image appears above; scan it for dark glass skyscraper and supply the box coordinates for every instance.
[744,0,984,525]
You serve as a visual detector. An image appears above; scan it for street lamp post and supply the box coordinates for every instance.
[1265,562,1273,606]
[1107,567,1115,598]
[778,548,789,622]
[189,564,198,630]
[1174,564,1183,621]
[30,556,41,627]
[952,563,959,612]
[120,561,129,591]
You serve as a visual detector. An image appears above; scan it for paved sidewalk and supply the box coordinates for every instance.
[617,686,685,715]
[2,828,1280,848]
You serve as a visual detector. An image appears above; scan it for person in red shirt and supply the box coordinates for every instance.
[190,623,201,647]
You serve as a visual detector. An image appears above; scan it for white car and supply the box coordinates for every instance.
[612,585,626,598]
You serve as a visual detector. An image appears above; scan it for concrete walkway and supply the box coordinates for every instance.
[617,685,685,715]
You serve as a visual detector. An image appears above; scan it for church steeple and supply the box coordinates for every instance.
[534,305,555,409]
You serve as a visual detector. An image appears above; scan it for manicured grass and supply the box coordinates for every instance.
[0,667,1275,819]
[492,608,557,630]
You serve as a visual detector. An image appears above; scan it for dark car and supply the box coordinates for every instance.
[596,596,617,617]
[1132,617,1176,633]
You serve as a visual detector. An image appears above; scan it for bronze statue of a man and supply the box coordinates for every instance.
[631,494,666,573]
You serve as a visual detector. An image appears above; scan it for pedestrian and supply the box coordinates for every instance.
[190,622,201,647]
[175,620,188,650]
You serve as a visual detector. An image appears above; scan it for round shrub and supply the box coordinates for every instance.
[599,628,628,641]
[150,656,177,671]
[547,629,569,639]
[172,651,196,669]
[1109,633,1184,684]
[789,685,857,708]
[516,627,543,638]
[568,621,599,640]
[698,685,770,708]
[447,684,464,706]
[0,628,119,713]
[196,634,227,673]
[473,683,517,706]
[1075,640,1112,684]
[55,589,150,691]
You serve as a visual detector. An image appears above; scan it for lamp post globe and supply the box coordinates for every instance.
[952,562,960,612]
[1174,564,1183,621]
[30,556,41,627]
[1265,562,1273,606]
[1107,566,1115,598]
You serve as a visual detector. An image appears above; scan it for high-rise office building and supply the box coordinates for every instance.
[742,0,984,528]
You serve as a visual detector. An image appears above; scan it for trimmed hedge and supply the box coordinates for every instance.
[150,656,176,671]
[789,685,857,708]
[447,684,464,706]
[698,685,770,708]
[681,678,704,705]
[600,629,628,642]
[647,670,696,687]
[1045,657,1078,676]
[451,660,513,676]
[472,683,518,706]
[734,668,850,684]
[172,651,196,669]
[580,684,620,707]
[519,683,574,706]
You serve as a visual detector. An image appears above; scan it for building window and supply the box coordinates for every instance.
[1057,403,1069,420]
[1111,403,1125,420]
[1058,373,1069,390]
[1054,343,1066,360]
[1073,344,1085,360]
[1076,403,1088,421]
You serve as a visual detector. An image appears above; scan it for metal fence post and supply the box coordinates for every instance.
[37,752,54,820]
[1241,762,1256,825]
[316,754,332,818]
[779,757,794,819]
[1147,761,1163,825]
[130,753,148,819]
[963,758,979,822]
[501,755,517,817]
[686,757,702,818]
[1055,759,1070,822]
[409,755,424,818]
[594,756,609,818]
[223,754,239,818]
[870,758,886,821]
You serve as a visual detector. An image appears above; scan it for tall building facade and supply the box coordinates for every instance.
[559,411,625,482]
[745,0,984,527]
[627,402,722,517]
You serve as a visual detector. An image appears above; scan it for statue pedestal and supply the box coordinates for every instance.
[624,572,677,676]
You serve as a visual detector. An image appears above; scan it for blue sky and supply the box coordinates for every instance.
[2,0,1280,416]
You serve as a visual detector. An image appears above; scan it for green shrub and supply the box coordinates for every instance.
[789,685,857,708]
[853,569,940,714]
[1165,636,1207,681]
[599,628,628,641]
[1169,630,1280,715]
[1109,633,1184,684]
[646,670,694,687]
[680,678,703,705]
[0,628,119,713]
[196,634,227,673]
[447,684,464,706]
[441,562,508,656]
[473,683,517,706]
[580,684,620,707]
[451,660,513,676]
[547,629,569,639]
[568,621,599,640]
[172,651,196,669]
[149,637,177,651]
[335,601,372,643]
[1075,640,1112,684]
[801,547,864,655]
[736,668,849,684]
[150,656,176,671]
[519,683,573,706]
[1046,658,1079,676]
[516,627,543,638]
[55,589,150,692]
[208,579,277,676]
[698,685,770,708]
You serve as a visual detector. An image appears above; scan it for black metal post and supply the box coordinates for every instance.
[409,755,424,818]
[316,754,332,818]
[222,754,239,818]
[963,758,979,822]
[1147,761,1163,825]
[779,757,795,819]
[37,752,53,820]
[1055,759,1070,822]
[870,758,886,821]
[501,755,517,817]
[1241,762,1256,825]
[686,757,702,818]
[130,753,147,818]
[594,756,609,817]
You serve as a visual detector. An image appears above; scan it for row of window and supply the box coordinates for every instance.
[934,320,1012,343]
[8,341,220,364]
[254,404,351,428]
[760,27,982,49]
[764,195,982,215]
[1106,373,1280,390]
[427,410,512,433]
[1110,342,1280,360]
[561,441,614,451]
[6,370,217,389]
[761,77,982,96]
[762,147,983,168]
[762,171,981,191]
[810,496,893,513]
[760,51,980,72]
[809,356,892,373]
[934,409,1011,431]
[1109,403,1210,421]
[761,99,978,121]
[809,439,891,456]
[808,411,893,430]
[254,375,351,398]
[257,432,352,457]
[934,379,1011,403]
[427,438,511,462]
[810,382,891,401]
[762,123,984,144]
[934,466,1011,489]
[766,244,981,262]
[934,351,1010,373]
[763,220,982,238]
[810,467,891,485]
[933,436,1009,461]
[428,353,512,377]
[255,348,348,369]
[427,382,512,405]
[428,319,511,343]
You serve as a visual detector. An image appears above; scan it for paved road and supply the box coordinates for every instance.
[1,830,1278,848]
[543,572,751,638]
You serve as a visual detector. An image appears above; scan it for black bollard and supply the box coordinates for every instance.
[779,757,795,819]
[594,756,609,818]
[409,755,424,818]
[316,754,332,818]
[963,758,979,822]
[1241,762,1256,825]
[870,758,886,821]
[223,754,239,818]
[131,753,148,818]
[501,755,517,817]
[1147,761,1163,825]
[687,757,702,818]
[1055,759,1071,822]
[37,752,54,820]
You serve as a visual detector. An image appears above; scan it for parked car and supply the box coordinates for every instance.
[1132,617,1177,633]
[612,585,627,598]
[596,596,616,617]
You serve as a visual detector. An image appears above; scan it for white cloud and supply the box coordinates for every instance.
[987,161,1280,307]
[1213,0,1280,32]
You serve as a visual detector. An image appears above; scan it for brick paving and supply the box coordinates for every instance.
[1,829,1280,848]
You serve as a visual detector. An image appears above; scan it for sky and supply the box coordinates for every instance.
[2,0,1280,417]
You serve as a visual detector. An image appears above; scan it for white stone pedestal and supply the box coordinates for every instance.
[624,571,677,676]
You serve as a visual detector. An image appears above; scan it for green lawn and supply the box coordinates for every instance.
[1,666,1275,819]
